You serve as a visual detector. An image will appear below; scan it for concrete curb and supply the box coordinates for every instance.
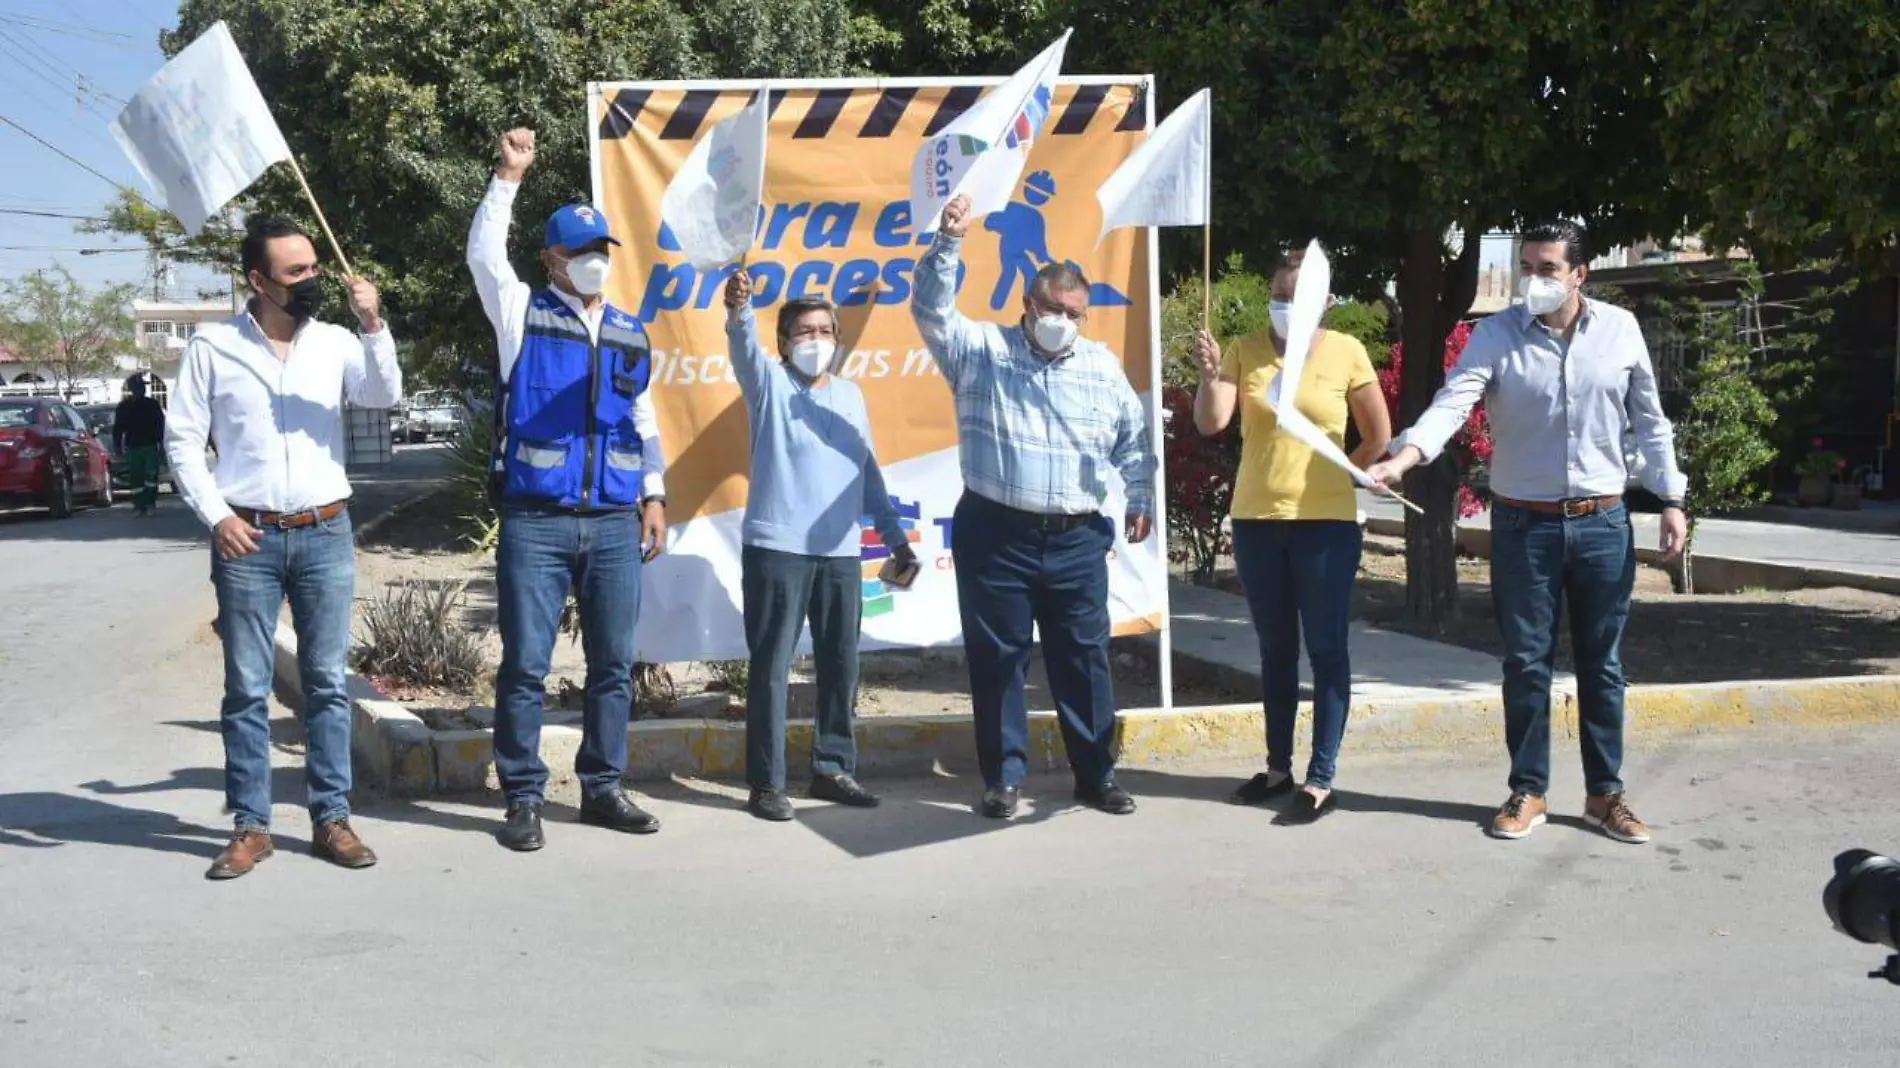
[271,623,1900,798]
[1364,516,1900,597]
[351,485,444,543]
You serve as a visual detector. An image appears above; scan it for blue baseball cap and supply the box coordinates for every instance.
[545,203,620,251]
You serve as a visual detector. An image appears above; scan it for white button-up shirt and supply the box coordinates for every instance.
[466,175,667,498]
[1393,300,1687,502]
[166,309,402,530]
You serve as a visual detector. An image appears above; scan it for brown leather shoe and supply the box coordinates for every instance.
[1584,792,1651,844]
[206,828,274,880]
[1488,791,1549,840]
[312,819,379,869]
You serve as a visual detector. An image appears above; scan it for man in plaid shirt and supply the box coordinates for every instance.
[912,193,1157,820]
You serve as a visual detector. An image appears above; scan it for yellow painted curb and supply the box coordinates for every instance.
[280,625,1899,797]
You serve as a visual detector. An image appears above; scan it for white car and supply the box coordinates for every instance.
[395,390,467,443]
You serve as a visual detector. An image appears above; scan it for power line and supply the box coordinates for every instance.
[0,14,143,51]
[0,114,127,191]
[0,208,107,222]
[0,26,127,109]
[0,30,121,121]
[0,25,130,101]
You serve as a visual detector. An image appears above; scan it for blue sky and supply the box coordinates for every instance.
[0,1,230,301]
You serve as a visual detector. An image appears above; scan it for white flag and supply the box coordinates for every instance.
[1095,88,1210,242]
[108,22,292,237]
[1265,240,1378,488]
[660,84,770,269]
[910,30,1071,234]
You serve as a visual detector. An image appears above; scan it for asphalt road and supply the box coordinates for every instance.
[1,449,1896,1068]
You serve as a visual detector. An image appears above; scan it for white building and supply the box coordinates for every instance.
[130,297,239,403]
[0,297,235,405]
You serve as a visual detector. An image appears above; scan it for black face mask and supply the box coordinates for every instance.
[266,276,324,323]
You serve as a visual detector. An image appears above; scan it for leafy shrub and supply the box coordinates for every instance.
[355,580,485,689]
[1379,321,1492,518]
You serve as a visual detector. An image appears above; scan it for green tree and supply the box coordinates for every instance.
[1626,263,1847,593]
[0,267,136,397]
[1065,0,1897,623]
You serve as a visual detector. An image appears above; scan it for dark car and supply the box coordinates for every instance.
[0,398,115,516]
[76,403,177,494]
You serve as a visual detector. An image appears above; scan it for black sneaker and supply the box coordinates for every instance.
[1273,789,1337,826]
[1074,779,1137,815]
[1229,772,1296,806]
[747,788,795,822]
[498,802,545,852]
[809,774,880,808]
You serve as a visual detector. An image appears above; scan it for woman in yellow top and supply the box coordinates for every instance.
[1191,250,1391,823]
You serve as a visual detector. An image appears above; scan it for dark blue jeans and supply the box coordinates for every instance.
[1489,501,1637,797]
[1230,519,1362,789]
[951,493,1118,790]
[494,506,643,804]
[210,509,356,829]
[742,547,862,791]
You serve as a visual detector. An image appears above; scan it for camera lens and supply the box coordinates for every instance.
[1824,849,1900,950]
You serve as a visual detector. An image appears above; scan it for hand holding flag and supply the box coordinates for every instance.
[910,30,1071,234]
[1268,240,1425,515]
[661,83,770,270]
[111,20,352,272]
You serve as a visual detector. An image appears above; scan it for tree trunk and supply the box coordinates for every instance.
[1394,225,1480,627]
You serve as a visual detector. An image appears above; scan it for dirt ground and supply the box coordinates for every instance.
[352,490,1245,724]
[1212,534,1900,684]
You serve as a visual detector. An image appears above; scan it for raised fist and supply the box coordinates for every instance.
[498,128,536,181]
[939,194,973,239]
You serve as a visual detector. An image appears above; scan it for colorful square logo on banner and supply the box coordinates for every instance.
[858,495,922,618]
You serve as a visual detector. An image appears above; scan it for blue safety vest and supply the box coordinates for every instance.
[495,290,653,511]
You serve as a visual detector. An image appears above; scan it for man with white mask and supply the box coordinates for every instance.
[1367,219,1688,846]
[720,272,917,821]
[910,193,1157,821]
[468,127,669,852]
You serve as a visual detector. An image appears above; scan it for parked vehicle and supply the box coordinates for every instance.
[0,398,115,517]
[393,390,467,443]
[76,403,179,494]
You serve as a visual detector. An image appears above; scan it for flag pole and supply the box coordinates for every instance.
[1200,97,1212,329]
[283,156,354,277]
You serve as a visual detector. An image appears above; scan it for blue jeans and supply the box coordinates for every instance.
[210,510,356,829]
[1490,502,1637,797]
[951,493,1119,790]
[1230,519,1362,789]
[742,547,861,791]
[494,506,643,803]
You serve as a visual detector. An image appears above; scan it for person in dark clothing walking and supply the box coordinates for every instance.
[113,373,165,516]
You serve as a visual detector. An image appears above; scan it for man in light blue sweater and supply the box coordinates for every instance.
[724,270,918,822]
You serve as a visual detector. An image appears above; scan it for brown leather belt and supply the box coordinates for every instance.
[231,499,348,530]
[1497,494,1622,518]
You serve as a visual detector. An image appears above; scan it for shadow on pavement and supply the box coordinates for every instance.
[649,771,1079,859]
[0,791,253,859]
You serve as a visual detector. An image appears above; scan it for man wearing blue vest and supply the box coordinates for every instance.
[468,128,669,852]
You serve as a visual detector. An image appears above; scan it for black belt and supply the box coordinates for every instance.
[966,493,1099,533]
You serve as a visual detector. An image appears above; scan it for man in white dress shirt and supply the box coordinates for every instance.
[468,128,669,852]
[167,215,402,880]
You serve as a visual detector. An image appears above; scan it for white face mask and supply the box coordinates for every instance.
[1268,300,1294,339]
[1029,313,1079,354]
[561,251,612,297]
[788,339,836,378]
[1518,274,1570,316]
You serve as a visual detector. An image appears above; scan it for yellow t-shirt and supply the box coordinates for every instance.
[1222,328,1378,521]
